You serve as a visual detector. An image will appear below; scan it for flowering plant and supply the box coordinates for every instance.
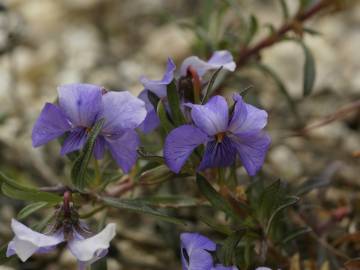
[0,1,355,270]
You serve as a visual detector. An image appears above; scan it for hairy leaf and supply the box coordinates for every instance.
[101,196,186,225]
[17,202,50,220]
[167,80,186,126]
[71,118,105,191]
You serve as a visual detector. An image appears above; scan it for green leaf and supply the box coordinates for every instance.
[299,41,316,96]
[92,257,107,270]
[202,66,223,104]
[166,80,186,126]
[282,226,312,244]
[101,196,186,225]
[196,174,238,220]
[244,15,258,45]
[17,202,50,220]
[1,183,62,203]
[0,171,36,191]
[135,195,202,208]
[71,118,105,190]
[147,90,160,111]
[157,101,174,134]
[279,0,289,21]
[258,180,285,223]
[265,195,299,234]
[252,63,301,122]
[137,148,164,164]
[200,215,232,235]
[0,243,11,265]
[218,231,246,265]
[139,165,174,184]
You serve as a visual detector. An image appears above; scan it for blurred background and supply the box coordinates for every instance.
[0,0,359,269]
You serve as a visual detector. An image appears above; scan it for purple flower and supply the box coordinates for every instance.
[6,219,116,270]
[32,83,147,173]
[164,94,271,176]
[180,233,216,270]
[138,51,236,133]
[180,50,236,77]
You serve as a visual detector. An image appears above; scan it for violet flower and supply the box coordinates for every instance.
[164,94,271,176]
[181,233,217,270]
[138,51,236,133]
[6,219,116,270]
[32,83,146,173]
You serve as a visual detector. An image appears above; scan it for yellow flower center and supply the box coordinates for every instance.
[215,132,225,143]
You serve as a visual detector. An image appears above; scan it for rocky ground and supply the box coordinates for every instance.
[0,0,359,269]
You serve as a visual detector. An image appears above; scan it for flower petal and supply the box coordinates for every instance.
[180,50,236,77]
[68,223,116,266]
[207,50,236,72]
[105,130,140,173]
[211,265,239,270]
[198,136,237,171]
[58,83,102,127]
[140,58,176,98]
[32,103,71,147]
[7,219,64,262]
[164,125,208,173]
[100,91,146,133]
[231,132,271,176]
[138,90,160,133]
[228,94,268,134]
[187,249,214,270]
[181,233,216,252]
[60,128,87,156]
[188,96,229,135]
[180,233,216,270]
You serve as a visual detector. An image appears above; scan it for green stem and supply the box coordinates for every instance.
[93,158,102,186]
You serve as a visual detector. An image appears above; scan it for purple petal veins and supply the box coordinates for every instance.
[164,94,270,175]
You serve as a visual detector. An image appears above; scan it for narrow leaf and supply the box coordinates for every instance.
[17,202,49,220]
[219,231,246,265]
[265,195,299,234]
[279,0,289,21]
[0,171,36,191]
[282,227,312,244]
[1,184,62,203]
[166,80,186,126]
[299,41,316,96]
[196,174,238,220]
[202,66,223,104]
[139,165,173,184]
[101,196,186,225]
[244,15,258,45]
[71,118,105,190]
[157,101,174,134]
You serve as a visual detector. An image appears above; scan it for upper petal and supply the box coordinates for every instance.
[181,233,216,253]
[140,58,176,98]
[105,130,140,173]
[228,94,268,134]
[138,90,160,133]
[68,223,116,265]
[32,103,71,147]
[198,136,237,171]
[58,83,103,127]
[231,131,271,176]
[100,91,146,133]
[207,50,236,72]
[7,219,64,262]
[188,96,229,136]
[164,125,208,173]
[180,50,236,77]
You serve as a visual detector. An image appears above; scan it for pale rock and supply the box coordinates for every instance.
[269,145,302,179]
